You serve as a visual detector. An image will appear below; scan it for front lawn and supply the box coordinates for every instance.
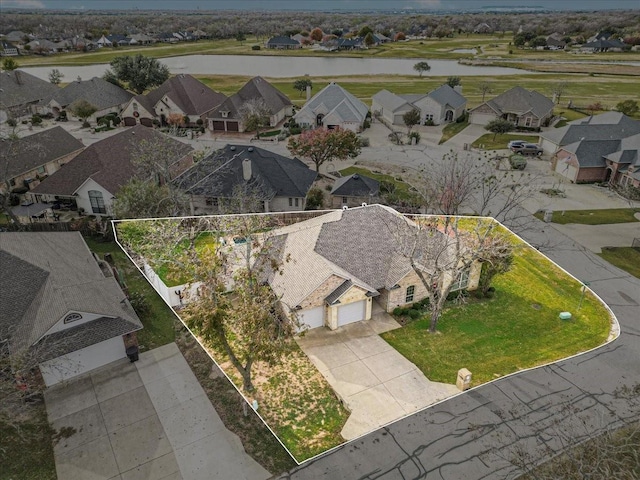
[598,247,640,279]
[439,118,469,144]
[83,236,177,351]
[382,247,612,385]
[534,208,640,225]
[472,132,539,151]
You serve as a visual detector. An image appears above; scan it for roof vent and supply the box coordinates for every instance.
[362,203,368,207]
[353,174,359,179]
[248,147,254,152]
[342,205,348,210]
[230,146,236,151]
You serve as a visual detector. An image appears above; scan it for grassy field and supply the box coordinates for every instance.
[382,247,612,385]
[472,132,539,151]
[598,247,640,279]
[439,118,469,144]
[534,208,640,225]
[82,236,177,351]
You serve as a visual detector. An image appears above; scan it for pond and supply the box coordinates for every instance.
[22,54,534,80]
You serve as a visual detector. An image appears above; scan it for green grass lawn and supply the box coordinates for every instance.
[382,247,612,385]
[472,132,539,151]
[82,236,177,351]
[439,118,469,144]
[534,208,640,225]
[598,247,640,279]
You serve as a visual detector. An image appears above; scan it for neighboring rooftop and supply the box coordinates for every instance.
[146,74,227,117]
[48,76,133,110]
[0,69,60,111]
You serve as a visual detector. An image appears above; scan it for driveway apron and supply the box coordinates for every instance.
[45,342,270,480]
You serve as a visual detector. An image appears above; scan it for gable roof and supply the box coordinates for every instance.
[267,36,300,46]
[0,232,142,356]
[372,89,416,113]
[427,84,467,109]
[31,125,193,196]
[146,74,227,117]
[0,70,60,110]
[541,112,640,147]
[176,144,316,200]
[296,82,368,124]
[562,139,621,168]
[331,173,380,197]
[0,126,85,182]
[209,76,291,120]
[48,76,133,110]
[480,86,554,119]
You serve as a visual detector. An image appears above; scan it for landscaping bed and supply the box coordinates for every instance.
[382,247,612,385]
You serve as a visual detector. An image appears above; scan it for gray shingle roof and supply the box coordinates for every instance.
[325,279,353,305]
[49,77,133,111]
[483,86,554,119]
[0,126,84,182]
[267,36,300,46]
[541,113,640,147]
[427,84,467,109]
[32,125,193,196]
[331,173,380,197]
[0,232,142,356]
[296,82,368,124]
[175,144,316,199]
[0,70,60,110]
[208,76,291,120]
[372,89,415,113]
[146,74,227,117]
[563,139,621,168]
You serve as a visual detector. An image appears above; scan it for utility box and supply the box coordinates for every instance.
[457,368,472,391]
[559,311,572,320]
[544,210,553,223]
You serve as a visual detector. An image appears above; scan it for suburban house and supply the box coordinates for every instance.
[1,41,19,56]
[30,125,194,216]
[265,204,480,331]
[469,86,554,128]
[121,74,227,127]
[294,82,369,132]
[266,36,301,49]
[0,127,85,197]
[208,76,293,133]
[546,33,567,49]
[47,77,134,122]
[581,38,626,52]
[330,173,380,208]
[372,84,466,126]
[175,144,317,214]
[0,231,143,386]
[542,112,640,185]
[0,70,60,121]
[322,38,364,51]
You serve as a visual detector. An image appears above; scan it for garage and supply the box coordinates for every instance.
[298,306,324,331]
[226,121,239,132]
[211,120,225,131]
[337,300,366,327]
[469,112,496,125]
[123,116,136,126]
[140,117,153,127]
[555,161,578,183]
[39,336,127,386]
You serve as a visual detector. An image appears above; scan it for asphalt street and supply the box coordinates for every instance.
[280,216,640,479]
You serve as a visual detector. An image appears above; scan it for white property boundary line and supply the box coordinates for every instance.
[111,208,621,466]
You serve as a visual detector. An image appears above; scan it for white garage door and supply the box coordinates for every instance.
[469,112,496,125]
[337,301,366,327]
[555,161,578,183]
[298,306,324,331]
[39,336,126,386]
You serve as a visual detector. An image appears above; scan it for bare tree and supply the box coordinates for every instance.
[239,98,272,138]
[478,81,493,102]
[551,80,570,105]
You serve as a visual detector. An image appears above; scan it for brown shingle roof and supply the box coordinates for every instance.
[146,74,227,117]
[31,125,193,196]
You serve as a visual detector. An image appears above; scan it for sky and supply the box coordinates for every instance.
[1,0,638,11]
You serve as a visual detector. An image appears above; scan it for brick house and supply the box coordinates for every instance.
[469,86,554,128]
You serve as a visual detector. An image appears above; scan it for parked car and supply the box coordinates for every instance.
[511,143,543,156]
[507,139,526,149]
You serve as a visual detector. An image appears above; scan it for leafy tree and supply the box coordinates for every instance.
[478,81,493,102]
[403,108,421,133]
[305,187,324,210]
[446,76,461,88]
[530,36,547,48]
[485,118,514,141]
[235,32,246,44]
[413,61,431,77]
[102,69,123,88]
[112,178,188,219]
[331,29,343,37]
[394,32,406,41]
[69,99,97,127]
[310,27,323,42]
[358,25,373,37]
[1,58,18,71]
[48,68,64,85]
[364,32,376,47]
[293,78,312,97]
[104,54,170,94]
[239,98,271,137]
[616,99,639,116]
[288,128,361,172]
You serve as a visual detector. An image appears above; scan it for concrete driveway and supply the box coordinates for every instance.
[296,304,459,440]
[45,343,270,480]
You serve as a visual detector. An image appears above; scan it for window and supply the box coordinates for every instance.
[451,270,470,292]
[288,198,293,206]
[64,312,82,324]
[525,117,532,127]
[88,190,106,214]
[405,285,415,303]
[342,196,348,204]
[132,102,138,111]
[294,198,299,207]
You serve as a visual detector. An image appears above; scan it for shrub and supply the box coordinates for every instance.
[424,118,435,126]
[30,114,42,125]
[408,131,421,144]
[408,309,421,319]
[6,118,16,127]
[82,120,90,128]
[290,126,301,135]
[363,119,371,129]
[252,45,261,50]
[305,187,324,210]
[128,291,150,316]
[359,137,370,147]
[393,307,408,316]
[112,116,121,126]
[196,118,204,125]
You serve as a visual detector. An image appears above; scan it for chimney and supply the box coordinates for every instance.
[453,85,462,95]
[306,85,311,101]
[242,158,252,181]
[15,70,22,85]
